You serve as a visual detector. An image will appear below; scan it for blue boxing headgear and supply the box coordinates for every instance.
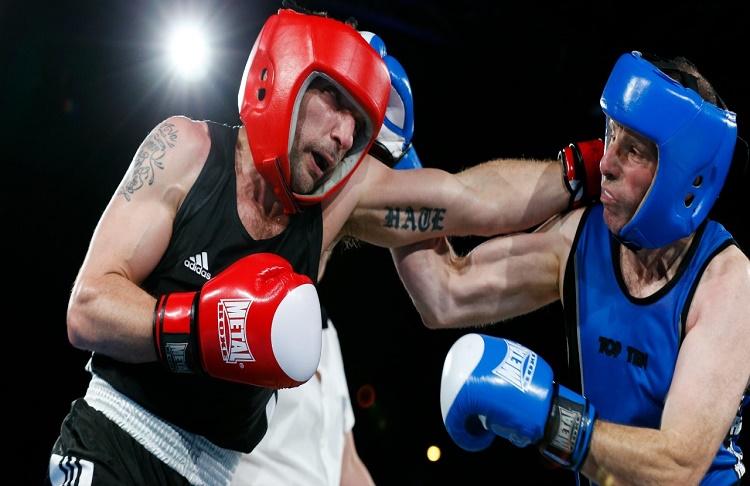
[600,51,738,249]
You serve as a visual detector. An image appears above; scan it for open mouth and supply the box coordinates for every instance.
[312,152,329,172]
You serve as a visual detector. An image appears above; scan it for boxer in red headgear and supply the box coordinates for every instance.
[238,9,390,213]
[48,5,586,485]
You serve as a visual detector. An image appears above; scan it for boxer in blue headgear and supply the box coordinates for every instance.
[392,51,749,485]
[601,51,738,249]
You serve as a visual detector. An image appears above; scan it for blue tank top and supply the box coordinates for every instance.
[91,121,324,452]
[562,204,746,485]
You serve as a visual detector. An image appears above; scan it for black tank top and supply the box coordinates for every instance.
[91,121,323,452]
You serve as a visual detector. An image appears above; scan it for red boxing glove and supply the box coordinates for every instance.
[154,253,322,389]
[559,139,604,209]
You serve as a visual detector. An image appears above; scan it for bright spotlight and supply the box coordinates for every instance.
[168,25,209,81]
[427,445,441,462]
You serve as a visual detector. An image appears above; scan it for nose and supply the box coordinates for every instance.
[600,143,619,181]
[331,112,356,152]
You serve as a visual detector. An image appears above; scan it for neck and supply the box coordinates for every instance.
[236,127,287,220]
[619,234,694,296]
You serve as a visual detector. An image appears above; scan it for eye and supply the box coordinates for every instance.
[328,87,364,137]
[324,88,350,114]
[327,86,340,102]
[605,121,618,145]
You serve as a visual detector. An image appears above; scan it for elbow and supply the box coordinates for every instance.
[647,463,709,486]
[671,452,718,486]
[66,282,98,351]
[66,303,89,351]
[589,433,716,486]
[422,317,441,330]
[589,461,703,486]
[423,320,456,330]
[419,307,457,330]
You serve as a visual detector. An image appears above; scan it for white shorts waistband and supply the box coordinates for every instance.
[84,374,240,486]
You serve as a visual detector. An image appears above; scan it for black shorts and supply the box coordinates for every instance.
[46,398,190,486]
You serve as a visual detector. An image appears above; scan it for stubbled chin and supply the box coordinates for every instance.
[290,173,315,196]
[602,211,627,235]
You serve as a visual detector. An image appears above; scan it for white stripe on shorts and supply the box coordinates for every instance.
[84,373,240,486]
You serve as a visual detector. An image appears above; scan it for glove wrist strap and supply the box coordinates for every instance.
[539,384,596,471]
[154,292,202,374]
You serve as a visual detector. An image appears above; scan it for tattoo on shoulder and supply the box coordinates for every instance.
[383,206,446,232]
[117,122,178,201]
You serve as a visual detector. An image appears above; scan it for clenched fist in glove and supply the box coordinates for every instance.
[560,139,604,209]
[154,253,322,389]
[441,333,596,471]
[360,31,422,170]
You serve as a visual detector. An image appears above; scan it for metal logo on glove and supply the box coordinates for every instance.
[165,343,190,373]
[217,299,255,364]
[549,404,582,453]
[492,339,538,392]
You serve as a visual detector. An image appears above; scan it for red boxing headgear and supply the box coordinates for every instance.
[238,9,390,213]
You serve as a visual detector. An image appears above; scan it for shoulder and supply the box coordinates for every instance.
[322,155,383,247]
[703,244,750,287]
[688,244,750,333]
[533,206,585,250]
[120,116,211,204]
[152,115,210,155]
[143,116,210,175]
[134,116,210,160]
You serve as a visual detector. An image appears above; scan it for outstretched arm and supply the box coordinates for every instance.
[341,24,601,253]
[338,135,602,250]
[390,209,582,329]
[338,155,569,249]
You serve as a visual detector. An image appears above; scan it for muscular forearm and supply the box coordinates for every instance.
[348,158,570,248]
[67,273,158,363]
[454,158,570,233]
[392,225,563,329]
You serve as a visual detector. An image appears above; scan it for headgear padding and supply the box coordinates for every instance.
[238,9,390,214]
[600,51,737,249]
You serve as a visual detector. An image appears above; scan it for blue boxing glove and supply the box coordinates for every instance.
[360,31,422,170]
[440,333,596,471]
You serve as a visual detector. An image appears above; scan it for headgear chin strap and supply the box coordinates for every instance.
[600,51,738,250]
[237,9,390,213]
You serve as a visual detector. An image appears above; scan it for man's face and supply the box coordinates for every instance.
[288,77,365,195]
[599,120,658,235]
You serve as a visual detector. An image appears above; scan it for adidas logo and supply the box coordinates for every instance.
[184,251,212,280]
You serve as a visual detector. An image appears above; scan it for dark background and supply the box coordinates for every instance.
[4,1,748,484]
